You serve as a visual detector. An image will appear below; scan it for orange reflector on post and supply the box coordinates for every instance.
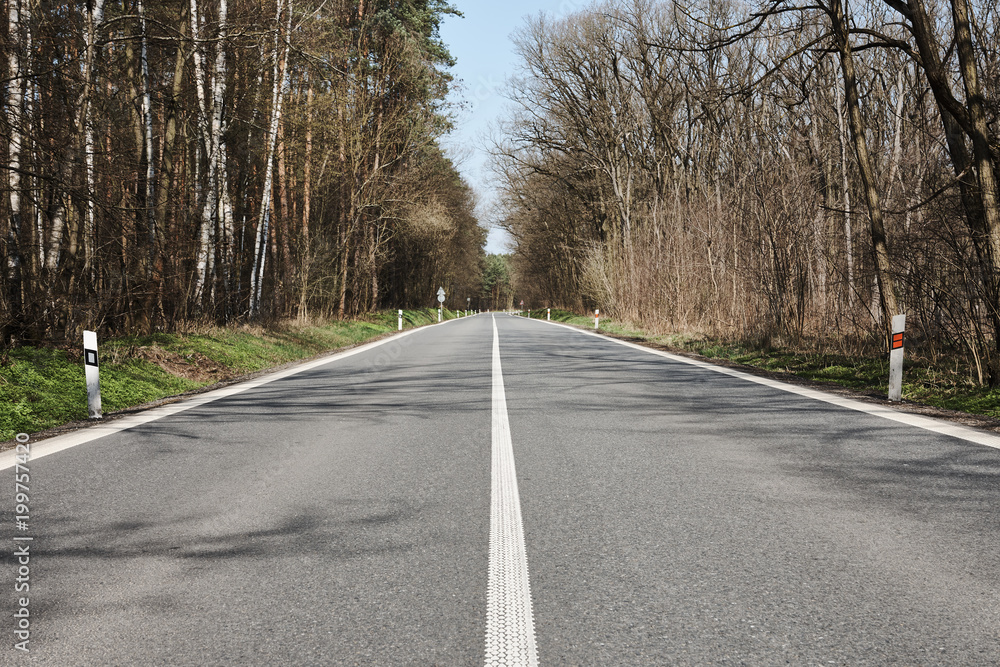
[889,313,906,402]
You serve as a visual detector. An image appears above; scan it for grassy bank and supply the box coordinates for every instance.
[0,308,459,441]
[526,308,1000,420]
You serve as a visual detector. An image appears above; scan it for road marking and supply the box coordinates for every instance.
[485,316,539,667]
[0,323,462,470]
[530,317,1000,451]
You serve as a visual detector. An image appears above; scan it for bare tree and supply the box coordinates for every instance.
[4,0,28,344]
[250,0,292,316]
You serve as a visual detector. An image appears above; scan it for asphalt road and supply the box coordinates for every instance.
[4,314,1000,665]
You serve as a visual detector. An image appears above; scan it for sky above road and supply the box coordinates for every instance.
[439,0,587,254]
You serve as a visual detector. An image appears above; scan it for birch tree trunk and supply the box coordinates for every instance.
[213,0,234,309]
[250,0,291,316]
[139,0,155,276]
[189,0,210,301]
[26,15,41,274]
[190,0,229,308]
[81,1,105,277]
[47,0,105,274]
[5,0,27,343]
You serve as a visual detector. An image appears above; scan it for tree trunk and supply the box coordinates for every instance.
[139,0,155,280]
[47,0,105,276]
[152,7,188,320]
[250,0,291,316]
[4,0,27,345]
[298,82,314,321]
[830,0,899,330]
[835,81,855,308]
[189,0,214,307]
[887,0,1000,383]
[189,0,231,312]
[336,81,349,319]
[951,0,1000,384]
[277,120,293,314]
[213,0,234,315]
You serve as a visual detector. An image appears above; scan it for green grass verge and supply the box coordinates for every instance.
[647,335,1000,417]
[0,348,205,441]
[0,308,460,441]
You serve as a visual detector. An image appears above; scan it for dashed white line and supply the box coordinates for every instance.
[485,316,539,667]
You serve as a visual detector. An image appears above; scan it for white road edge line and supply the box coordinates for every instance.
[523,316,1000,451]
[485,315,539,667]
[0,320,465,471]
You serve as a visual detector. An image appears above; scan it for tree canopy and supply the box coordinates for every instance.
[1,0,484,344]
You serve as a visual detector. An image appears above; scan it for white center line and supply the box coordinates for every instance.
[485,316,539,667]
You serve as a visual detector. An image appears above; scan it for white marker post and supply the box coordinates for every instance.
[398,309,403,331]
[595,309,600,330]
[547,308,550,321]
[83,330,102,419]
[888,314,906,402]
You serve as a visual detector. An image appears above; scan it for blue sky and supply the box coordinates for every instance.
[439,1,589,253]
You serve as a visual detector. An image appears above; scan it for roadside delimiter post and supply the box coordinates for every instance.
[83,330,102,419]
[888,314,905,402]
[398,309,403,331]
[595,309,600,330]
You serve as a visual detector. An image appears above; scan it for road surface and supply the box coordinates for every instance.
[4,314,1000,665]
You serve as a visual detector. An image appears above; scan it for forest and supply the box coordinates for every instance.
[492,0,1000,385]
[1,0,487,346]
